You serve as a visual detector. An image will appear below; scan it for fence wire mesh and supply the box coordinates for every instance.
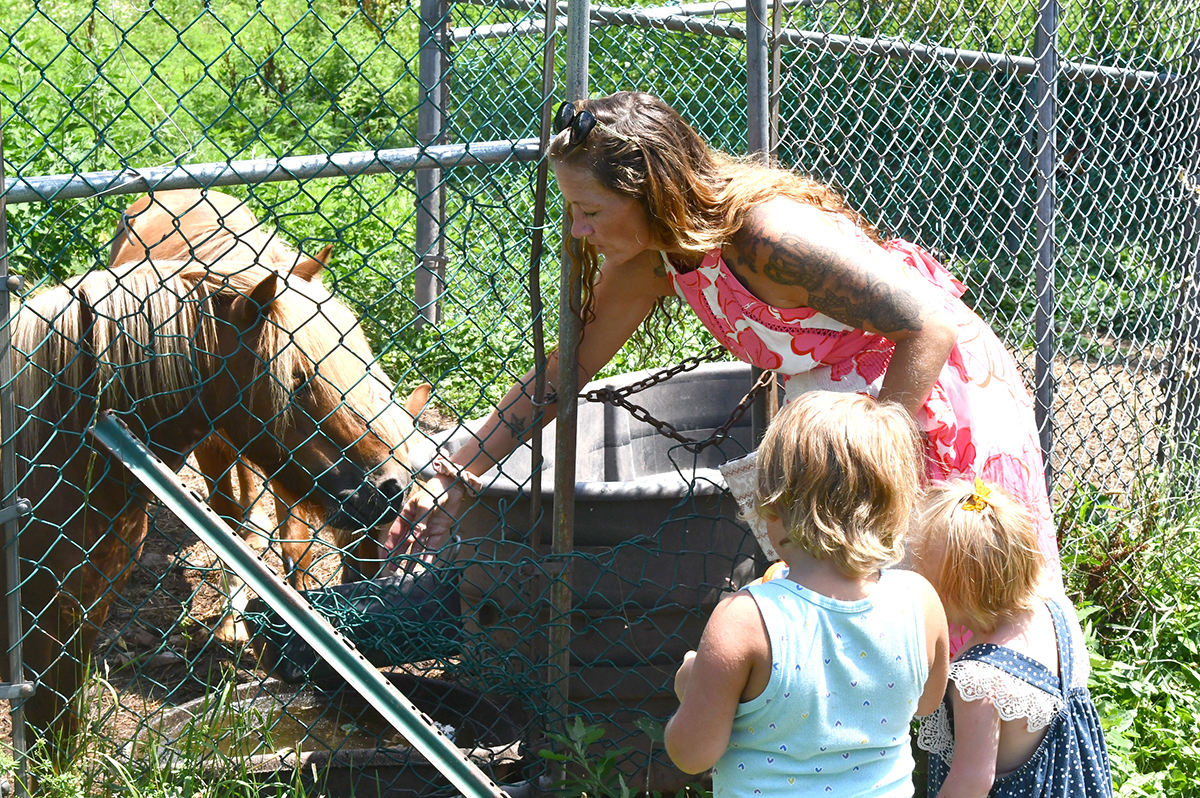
[1,0,1199,794]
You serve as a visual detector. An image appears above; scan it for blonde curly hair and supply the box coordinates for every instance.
[752,391,923,579]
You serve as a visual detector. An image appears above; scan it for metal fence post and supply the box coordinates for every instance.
[417,0,449,327]
[769,0,782,158]
[1163,195,1200,469]
[1033,0,1058,497]
[746,0,775,445]
[546,0,590,733]
[0,123,34,798]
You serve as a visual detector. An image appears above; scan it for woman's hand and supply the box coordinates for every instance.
[382,459,481,566]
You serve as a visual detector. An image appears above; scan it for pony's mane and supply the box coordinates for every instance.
[185,260,403,441]
[14,263,218,449]
[13,259,407,453]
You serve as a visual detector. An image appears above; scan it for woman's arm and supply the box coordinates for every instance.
[664,591,769,775]
[449,248,670,476]
[384,248,673,559]
[933,688,1000,798]
[728,199,959,417]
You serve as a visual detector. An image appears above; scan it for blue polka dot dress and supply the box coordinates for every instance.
[918,598,1113,798]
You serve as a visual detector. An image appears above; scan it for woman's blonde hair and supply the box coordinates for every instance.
[753,391,923,579]
[911,480,1045,633]
[547,91,883,333]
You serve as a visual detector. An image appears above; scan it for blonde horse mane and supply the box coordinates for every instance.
[13,258,403,454]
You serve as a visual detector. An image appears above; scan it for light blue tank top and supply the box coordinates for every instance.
[712,570,929,798]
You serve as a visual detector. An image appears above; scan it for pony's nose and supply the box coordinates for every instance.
[328,482,396,530]
[374,476,410,510]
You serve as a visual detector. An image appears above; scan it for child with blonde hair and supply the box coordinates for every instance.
[664,391,949,797]
[911,479,1113,798]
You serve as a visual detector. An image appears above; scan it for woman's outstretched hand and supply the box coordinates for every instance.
[382,458,482,566]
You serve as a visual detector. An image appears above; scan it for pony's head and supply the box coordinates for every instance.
[101,189,428,532]
[189,259,429,532]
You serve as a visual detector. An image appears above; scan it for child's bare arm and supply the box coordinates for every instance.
[664,592,768,774]
[914,572,950,717]
[673,650,697,701]
[933,690,1000,797]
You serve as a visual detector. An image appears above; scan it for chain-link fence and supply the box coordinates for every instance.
[0,0,1197,794]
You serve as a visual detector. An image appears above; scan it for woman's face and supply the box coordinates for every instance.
[553,162,662,262]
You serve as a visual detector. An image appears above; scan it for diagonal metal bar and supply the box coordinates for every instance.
[88,411,506,798]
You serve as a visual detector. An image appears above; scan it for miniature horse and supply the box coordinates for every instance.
[107,190,416,640]
[5,254,427,749]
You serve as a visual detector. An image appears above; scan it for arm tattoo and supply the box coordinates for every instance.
[498,411,529,440]
[731,210,924,335]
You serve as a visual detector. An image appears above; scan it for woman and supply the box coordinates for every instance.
[383,91,1059,597]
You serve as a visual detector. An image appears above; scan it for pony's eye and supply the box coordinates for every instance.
[292,369,313,390]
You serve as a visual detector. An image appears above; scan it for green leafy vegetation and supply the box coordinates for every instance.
[1060,475,1200,795]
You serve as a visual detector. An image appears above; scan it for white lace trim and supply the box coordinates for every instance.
[950,659,1064,732]
[719,452,779,560]
[916,660,1064,763]
[916,704,954,761]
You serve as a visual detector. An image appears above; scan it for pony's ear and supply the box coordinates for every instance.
[229,273,279,328]
[107,194,155,268]
[404,383,433,418]
[291,245,333,282]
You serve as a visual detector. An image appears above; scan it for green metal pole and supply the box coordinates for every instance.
[89,412,505,798]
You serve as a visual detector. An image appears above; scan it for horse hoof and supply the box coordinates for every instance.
[243,514,273,552]
[214,615,251,645]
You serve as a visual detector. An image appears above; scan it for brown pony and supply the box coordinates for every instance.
[107,190,414,640]
[6,251,427,749]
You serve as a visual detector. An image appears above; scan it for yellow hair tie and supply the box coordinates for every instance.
[961,478,992,512]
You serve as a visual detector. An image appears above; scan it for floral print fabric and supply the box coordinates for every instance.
[664,240,1059,584]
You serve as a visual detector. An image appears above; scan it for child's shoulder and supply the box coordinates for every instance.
[879,567,941,599]
[977,601,1060,674]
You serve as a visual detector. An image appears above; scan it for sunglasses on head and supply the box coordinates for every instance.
[554,101,639,154]
[554,101,598,153]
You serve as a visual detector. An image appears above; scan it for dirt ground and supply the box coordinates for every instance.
[1017,345,1168,498]
[0,351,1169,752]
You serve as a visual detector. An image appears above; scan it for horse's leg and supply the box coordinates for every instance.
[193,438,257,644]
[275,491,323,591]
[193,436,240,531]
[12,565,84,757]
[234,459,273,553]
[13,505,147,760]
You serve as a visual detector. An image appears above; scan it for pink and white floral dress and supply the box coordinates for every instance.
[665,239,1060,586]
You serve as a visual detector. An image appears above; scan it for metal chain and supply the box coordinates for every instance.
[581,345,728,402]
[578,347,775,453]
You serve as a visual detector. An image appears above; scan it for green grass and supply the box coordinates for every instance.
[9,676,312,798]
